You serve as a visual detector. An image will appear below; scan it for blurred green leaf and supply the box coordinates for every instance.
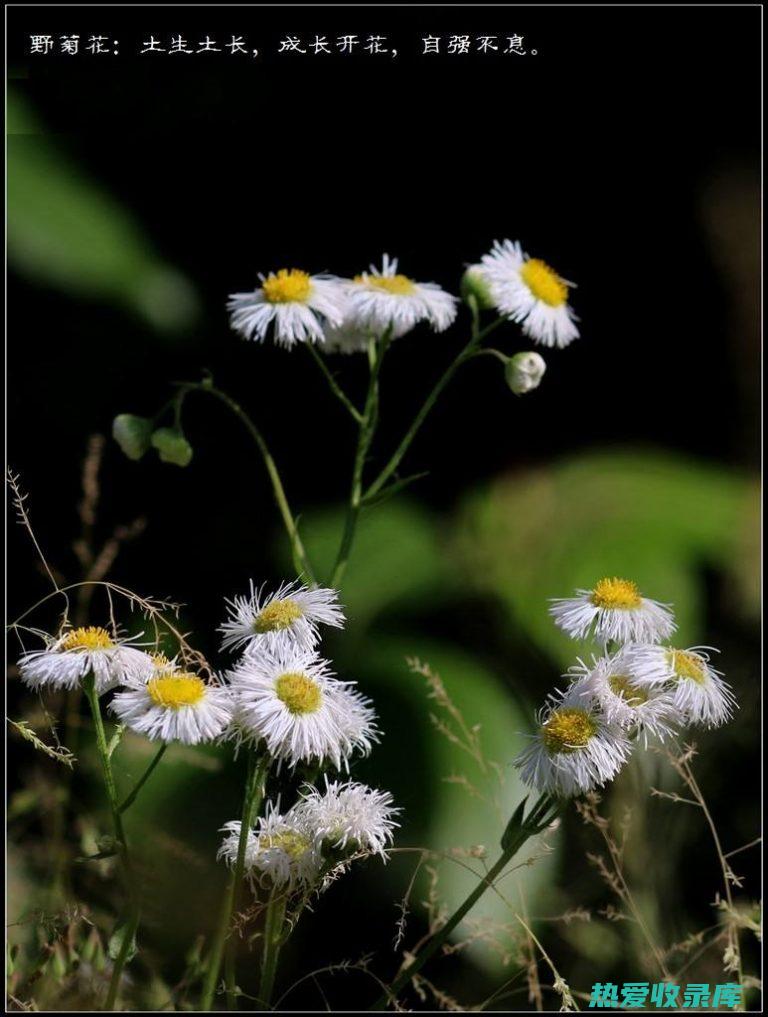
[113,415,153,462]
[362,637,556,974]
[7,90,199,332]
[151,427,193,467]
[452,449,760,665]
[286,500,451,626]
[108,921,138,965]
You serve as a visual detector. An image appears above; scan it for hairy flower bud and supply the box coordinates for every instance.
[505,351,547,395]
[460,264,495,310]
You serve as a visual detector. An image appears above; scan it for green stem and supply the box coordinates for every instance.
[329,332,391,588]
[82,674,138,1011]
[363,316,505,503]
[258,891,287,1009]
[179,383,316,584]
[305,343,364,423]
[200,751,270,1011]
[371,792,555,1010]
[117,744,167,814]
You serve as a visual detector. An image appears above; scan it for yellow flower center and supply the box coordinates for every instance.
[147,673,206,708]
[542,707,597,754]
[590,577,642,610]
[608,674,649,706]
[362,273,416,296]
[254,598,303,633]
[260,830,311,859]
[150,651,175,672]
[275,672,323,715]
[262,269,312,304]
[59,626,115,651]
[520,258,568,307]
[667,649,707,685]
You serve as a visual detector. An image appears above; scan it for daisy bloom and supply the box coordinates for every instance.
[481,239,579,348]
[147,651,180,676]
[110,671,234,744]
[227,269,348,348]
[514,686,633,797]
[622,644,737,729]
[568,652,680,744]
[220,580,345,655]
[18,626,153,694]
[226,648,377,769]
[549,577,676,647]
[344,254,457,339]
[295,779,399,858]
[219,808,320,889]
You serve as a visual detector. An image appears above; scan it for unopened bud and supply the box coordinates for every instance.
[505,351,547,395]
[460,264,495,310]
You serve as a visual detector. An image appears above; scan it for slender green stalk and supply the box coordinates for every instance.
[371,792,557,1010]
[82,674,139,1011]
[258,891,287,1009]
[179,382,316,584]
[118,744,167,814]
[200,751,270,1011]
[363,315,505,503]
[305,343,364,423]
[329,332,391,588]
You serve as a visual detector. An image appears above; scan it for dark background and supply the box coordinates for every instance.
[7,5,761,1012]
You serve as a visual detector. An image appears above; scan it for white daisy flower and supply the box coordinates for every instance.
[514,686,633,797]
[219,580,345,655]
[295,779,399,858]
[147,651,180,676]
[344,254,457,340]
[18,626,154,695]
[481,239,579,348]
[218,808,321,890]
[549,577,676,647]
[227,269,348,348]
[622,644,737,729]
[226,648,377,769]
[333,683,380,759]
[568,653,680,744]
[110,671,235,744]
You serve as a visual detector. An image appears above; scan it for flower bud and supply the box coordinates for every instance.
[505,351,547,395]
[112,414,153,461]
[151,427,193,467]
[460,264,495,310]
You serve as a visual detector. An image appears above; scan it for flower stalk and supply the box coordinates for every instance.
[200,750,270,1011]
[81,672,140,1011]
[371,792,559,1011]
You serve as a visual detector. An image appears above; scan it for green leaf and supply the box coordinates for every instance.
[361,637,557,975]
[108,921,138,964]
[112,415,153,462]
[7,90,199,333]
[151,427,193,467]
[452,449,760,664]
[283,499,450,626]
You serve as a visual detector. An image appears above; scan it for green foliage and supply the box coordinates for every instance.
[150,427,194,467]
[112,415,154,462]
[7,90,198,333]
[452,449,760,664]
[108,921,138,964]
[286,501,556,971]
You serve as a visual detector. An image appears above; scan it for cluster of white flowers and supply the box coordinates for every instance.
[226,240,580,353]
[217,579,398,891]
[17,627,237,745]
[218,780,399,890]
[220,581,379,770]
[514,577,737,797]
[17,578,399,893]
